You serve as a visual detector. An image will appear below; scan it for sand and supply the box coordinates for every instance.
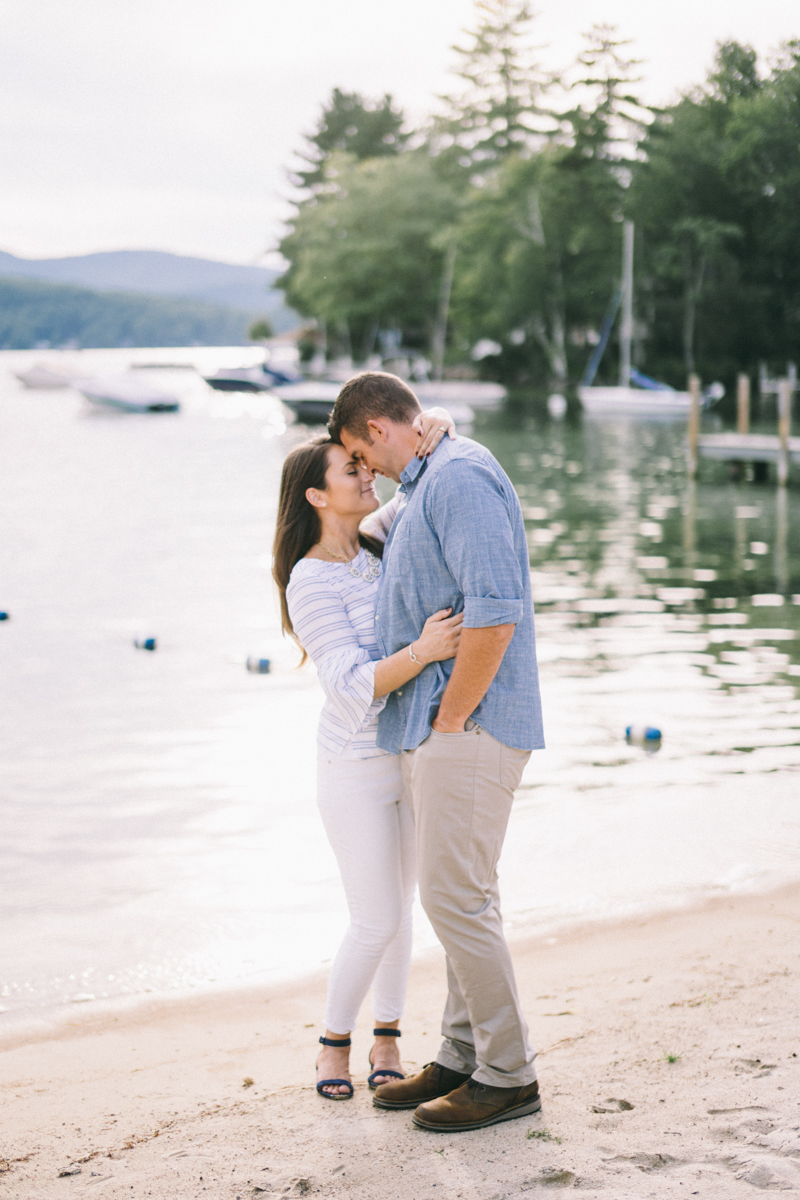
[2,885,800,1199]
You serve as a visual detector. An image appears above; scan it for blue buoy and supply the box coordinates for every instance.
[0,611,9,621]
[246,656,270,674]
[134,636,157,651]
[626,724,662,752]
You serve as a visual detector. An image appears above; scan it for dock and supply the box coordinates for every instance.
[698,433,800,465]
[690,373,795,485]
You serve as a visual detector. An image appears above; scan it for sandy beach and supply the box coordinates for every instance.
[2,884,799,1199]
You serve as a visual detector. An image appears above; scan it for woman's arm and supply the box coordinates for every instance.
[287,575,461,716]
[373,608,462,698]
[287,572,387,735]
[412,406,457,458]
[359,492,402,543]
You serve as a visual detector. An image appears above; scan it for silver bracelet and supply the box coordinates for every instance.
[409,644,423,665]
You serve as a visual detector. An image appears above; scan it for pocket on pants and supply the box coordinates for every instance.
[427,717,478,743]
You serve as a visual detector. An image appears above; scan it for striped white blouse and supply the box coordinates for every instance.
[285,496,402,760]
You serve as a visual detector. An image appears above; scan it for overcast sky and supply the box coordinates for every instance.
[2,0,798,265]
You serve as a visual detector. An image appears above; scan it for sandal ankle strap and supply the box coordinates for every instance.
[373,1028,401,1037]
[319,1036,351,1047]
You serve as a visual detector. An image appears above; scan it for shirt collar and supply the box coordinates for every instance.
[399,438,444,489]
[399,454,426,490]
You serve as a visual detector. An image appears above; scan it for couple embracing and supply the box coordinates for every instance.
[273,372,545,1132]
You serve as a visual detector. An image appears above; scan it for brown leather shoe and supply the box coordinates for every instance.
[372,1062,471,1110]
[412,1077,541,1131]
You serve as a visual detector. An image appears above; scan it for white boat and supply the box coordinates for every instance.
[578,222,694,418]
[78,374,180,413]
[270,379,483,426]
[203,361,302,393]
[414,381,506,409]
[578,385,692,416]
[270,380,341,422]
[15,363,82,389]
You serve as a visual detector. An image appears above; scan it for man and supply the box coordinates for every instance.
[328,372,545,1132]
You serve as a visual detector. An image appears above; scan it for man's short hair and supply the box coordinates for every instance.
[328,372,421,443]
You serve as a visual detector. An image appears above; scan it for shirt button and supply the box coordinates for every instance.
[397,689,403,697]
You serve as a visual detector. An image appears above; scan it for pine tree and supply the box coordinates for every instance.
[565,25,650,162]
[294,89,409,191]
[432,0,555,175]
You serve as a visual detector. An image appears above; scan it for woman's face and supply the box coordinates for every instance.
[320,444,380,518]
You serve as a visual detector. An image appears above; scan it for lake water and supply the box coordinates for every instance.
[1,348,799,1024]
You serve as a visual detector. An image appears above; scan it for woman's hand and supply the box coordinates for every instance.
[411,608,463,665]
[412,407,456,458]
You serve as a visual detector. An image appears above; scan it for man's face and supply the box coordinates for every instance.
[340,425,400,481]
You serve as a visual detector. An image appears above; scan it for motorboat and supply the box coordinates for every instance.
[269,379,484,426]
[203,362,301,393]
[270,381,342,423]
[78,374,180,413]
[15,363,82,389]
[414,381,505,409]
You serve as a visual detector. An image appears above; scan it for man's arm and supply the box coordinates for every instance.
[427,458,524,733]
[432,625,514,732]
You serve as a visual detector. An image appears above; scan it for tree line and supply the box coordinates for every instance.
[279,1,800,392]
[0,276,254,350]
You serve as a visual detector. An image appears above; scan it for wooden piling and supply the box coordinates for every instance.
[736,374,750,434]
[778,377,791,486]
[687,374,701,478]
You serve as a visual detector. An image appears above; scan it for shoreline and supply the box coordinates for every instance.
[3,881,800,1197]
[2,872,795,1053]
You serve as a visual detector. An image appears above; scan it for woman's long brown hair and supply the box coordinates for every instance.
[272,436,383,663]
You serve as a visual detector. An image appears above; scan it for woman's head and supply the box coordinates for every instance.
[272,437,381,652]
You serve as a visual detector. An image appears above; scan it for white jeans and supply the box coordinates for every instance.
[317,750,416,1034]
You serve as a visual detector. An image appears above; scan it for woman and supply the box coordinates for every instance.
[272,411,459,1099]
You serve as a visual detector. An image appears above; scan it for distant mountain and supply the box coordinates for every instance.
[0,275,256,349]
[0,249,297,331]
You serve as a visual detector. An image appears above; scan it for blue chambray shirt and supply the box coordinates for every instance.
[374,435,545,754]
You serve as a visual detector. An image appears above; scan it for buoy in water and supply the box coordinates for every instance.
[0,611,9,621]
[547,393,568,418]
[626,724,662,752]
[246,656,271,674]
[134,636,157,651]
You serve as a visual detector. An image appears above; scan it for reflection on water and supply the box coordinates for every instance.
[1,354,799,1022]
[476,404,800,936]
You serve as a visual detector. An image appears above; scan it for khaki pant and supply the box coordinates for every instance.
[402,722,537,1088]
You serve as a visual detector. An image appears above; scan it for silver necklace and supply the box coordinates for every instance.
[318,544,381,583]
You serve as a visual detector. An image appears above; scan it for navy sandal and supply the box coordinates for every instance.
[316,1036,354,1101]
[368,1027,405,1090]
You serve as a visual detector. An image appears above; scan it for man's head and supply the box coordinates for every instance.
[328,372,422,482]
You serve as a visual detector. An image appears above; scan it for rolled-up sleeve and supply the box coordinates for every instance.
[286,573,386,737]
[426,459,524,628]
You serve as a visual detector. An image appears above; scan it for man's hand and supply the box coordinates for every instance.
[431,714,467,733]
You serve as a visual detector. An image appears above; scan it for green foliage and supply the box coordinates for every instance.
[566,25,650,162]
[0,275,251,349]
[629,40,800,385]
[295,88,408,191]
[278,6,800,392]
[432,0,555,175]
[248,318,274,341]
[452,140,624,383]
[279,152,460,352]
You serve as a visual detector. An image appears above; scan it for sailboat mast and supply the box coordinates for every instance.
[619,220,634,388]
